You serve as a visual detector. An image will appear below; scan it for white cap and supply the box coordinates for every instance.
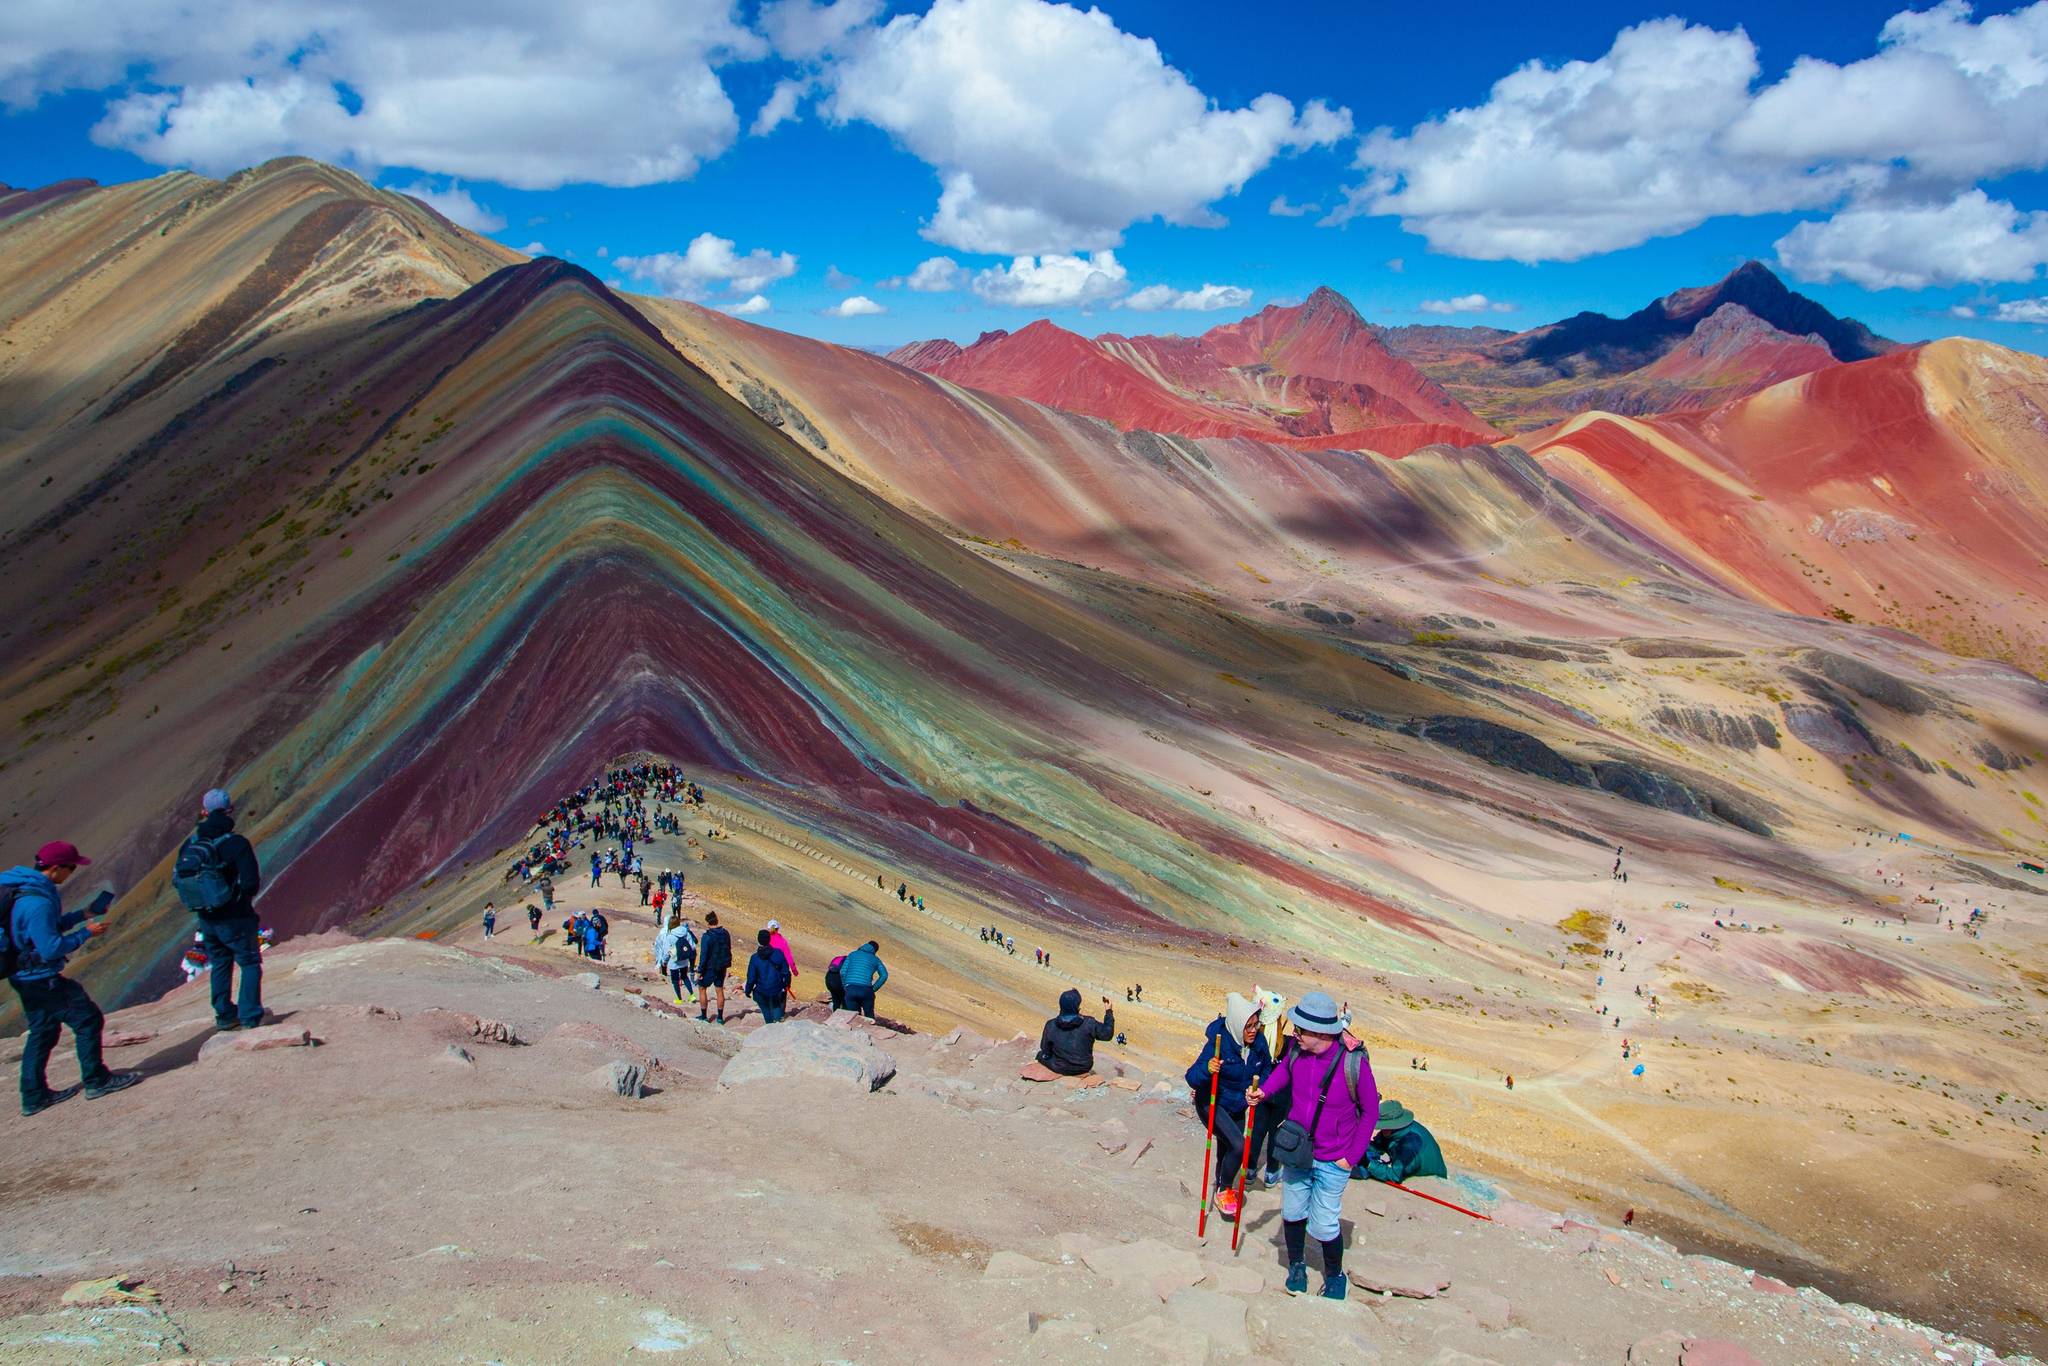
[766,919,781,930]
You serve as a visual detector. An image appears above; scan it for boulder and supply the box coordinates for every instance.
[1346,1255,1451,1298]
[1078,1239,1203,1296]
[416,1009,518,1044]
[572,972,601,990]
[1747,1273,1794,1295]
[199,1025,315,1059]
[1164,1287,1249,1354]
[1681,1341,1763,1366]
[593,1060,644,1098]
[439,1046,476,1067]
[826,1009,865,1029]
[716,1021,897,1092]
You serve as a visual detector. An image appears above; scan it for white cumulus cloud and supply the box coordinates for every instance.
[751,78,808,136]
[1774,189,2048,290]
[520,240,546,255]
[1417,294,1516,315]
[392,181,505,233]
[760,0,883,59]
[971,250,1128,307]
[2,0,762,188]
[722,294,773,315]
[824,265,860,290]
[615,232,798,301]
[815,0,1351,254]
[1123,283,1252,311]
[1268,194,1320,218]
[884,256,966,292]
[1330,2,2048,286]
[1991,296,2048,322]
[823,294,886,316]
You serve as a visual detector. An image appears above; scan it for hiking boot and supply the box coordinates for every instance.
[214,1018,241,1031]
[1214,1188,1242,1219]
[21,1084,81,1117]
[1284,1262,1309,1295]
[83,1071,143,1100]
[1320,1274,1347,1302]
[1261,1166,1280,1187]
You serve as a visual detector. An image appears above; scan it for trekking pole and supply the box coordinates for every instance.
[1196,1034,1222,1238]
[1384,1181,1492,1221]
[1228,1106,1255,1254]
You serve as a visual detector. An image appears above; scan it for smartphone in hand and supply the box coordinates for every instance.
[85,890,115,918]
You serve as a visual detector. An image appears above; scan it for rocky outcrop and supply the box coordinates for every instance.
[717,1019,898,1092]
[1653,706,1781,751]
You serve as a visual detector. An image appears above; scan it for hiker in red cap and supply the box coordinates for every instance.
[4,840,142,1116]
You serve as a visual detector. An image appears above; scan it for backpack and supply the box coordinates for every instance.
[1267,1045,1368,1170]
[172,833,238,914]
[0,885,18,978]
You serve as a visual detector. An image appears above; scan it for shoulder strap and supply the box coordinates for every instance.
[1344,1047,1367,1114]
[1304,1049,1345,1136]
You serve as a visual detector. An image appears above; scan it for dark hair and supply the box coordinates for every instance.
[757,928,772,946]
[705,911,719,926]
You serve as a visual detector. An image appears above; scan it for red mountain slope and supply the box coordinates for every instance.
[889,287,1494,455]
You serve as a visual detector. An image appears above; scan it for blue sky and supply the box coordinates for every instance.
[5,1,2048,350]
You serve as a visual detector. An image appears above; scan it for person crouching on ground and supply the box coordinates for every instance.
[1358,1098,1446,1184]
[1244,991,1378,1300]
[1036,988,1114,1076]
[745,929,790,1024]
[1185,991,1273,1220]
[837,940,888,1019]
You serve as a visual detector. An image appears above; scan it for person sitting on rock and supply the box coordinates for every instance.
[1184,991,1274,1219]
[838,940,888,1020]
[1035,989,1114,1077]
[744,929,790,1024]
[1357,1099,1446,1184]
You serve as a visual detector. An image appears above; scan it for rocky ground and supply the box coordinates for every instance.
[0,927,2027,1365]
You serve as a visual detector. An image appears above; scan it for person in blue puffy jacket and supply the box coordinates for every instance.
[1184,991,1273,1219]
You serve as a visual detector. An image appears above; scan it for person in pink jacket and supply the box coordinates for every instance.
[1244,990,1379,1300]
[766,920,798,988]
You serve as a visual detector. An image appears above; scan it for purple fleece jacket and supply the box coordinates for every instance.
[1260,1041,1380,1166]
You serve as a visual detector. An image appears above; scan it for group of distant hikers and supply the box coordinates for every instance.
[6,787,270,1117]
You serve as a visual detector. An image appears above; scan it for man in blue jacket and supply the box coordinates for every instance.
[182,790,265,1031]
[5,840,142,1116]
[838,940,888,1019]
[1184,991,1273,1218]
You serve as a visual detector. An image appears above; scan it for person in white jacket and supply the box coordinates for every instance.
[653,913,697,1004]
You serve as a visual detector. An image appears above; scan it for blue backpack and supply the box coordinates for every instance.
[0,885,19,978]
[171,833,237,914]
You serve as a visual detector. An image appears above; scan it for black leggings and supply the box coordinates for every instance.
[1193,1093,1252,1191]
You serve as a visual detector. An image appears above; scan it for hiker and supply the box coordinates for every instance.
[1243,992,1377,1300]
[637,873,651,906]
[1184,991,1274,1218]
[745,929,791,1023]
[581,916,603,959]
[897,882,907,902]
[172,789,266,1031]
[670,917,699,1004]
[839,940,888,1019]
[5,840,142,1115]
[697,911,733,1023]
[1359,1099,1446,1184]
[537,875,554,911]
[766,919,798,987]
[825,954,847,1011]
[482,904,496,939]
[527,904,543,939]
[1035,988,1114,1077]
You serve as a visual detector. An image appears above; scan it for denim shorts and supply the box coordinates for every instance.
[1280,1158,1350,1242]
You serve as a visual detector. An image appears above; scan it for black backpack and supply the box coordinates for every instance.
[172,833,238,914]
[0,885,18,978]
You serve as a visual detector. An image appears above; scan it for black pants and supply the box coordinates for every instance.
[1193,1092,1252,1191]
[14,975,111,1101]
[1246,1096,1285,1174]
[825,967,845,1011]
[843,984,875,1019]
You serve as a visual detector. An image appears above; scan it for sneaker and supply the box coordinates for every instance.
[214,1018,241,1031]
[83,1071,143,1100]
[1284,1262,1309,1296]
[20,1084,81,1117]
[1262,1167,1281,1187]
[1214,1188,1242,1219]
[1320,1275,1347,1302]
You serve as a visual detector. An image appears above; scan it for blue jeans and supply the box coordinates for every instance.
[198,914,264,1026]
[753,993,785,1024]
[13,974,111,1100]
[842,985,875,1019]
[1280,1159,1350,1243]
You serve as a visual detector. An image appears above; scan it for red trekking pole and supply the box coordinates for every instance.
[1228,1103,1255,1253]
[1196,1026,1222,1238]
